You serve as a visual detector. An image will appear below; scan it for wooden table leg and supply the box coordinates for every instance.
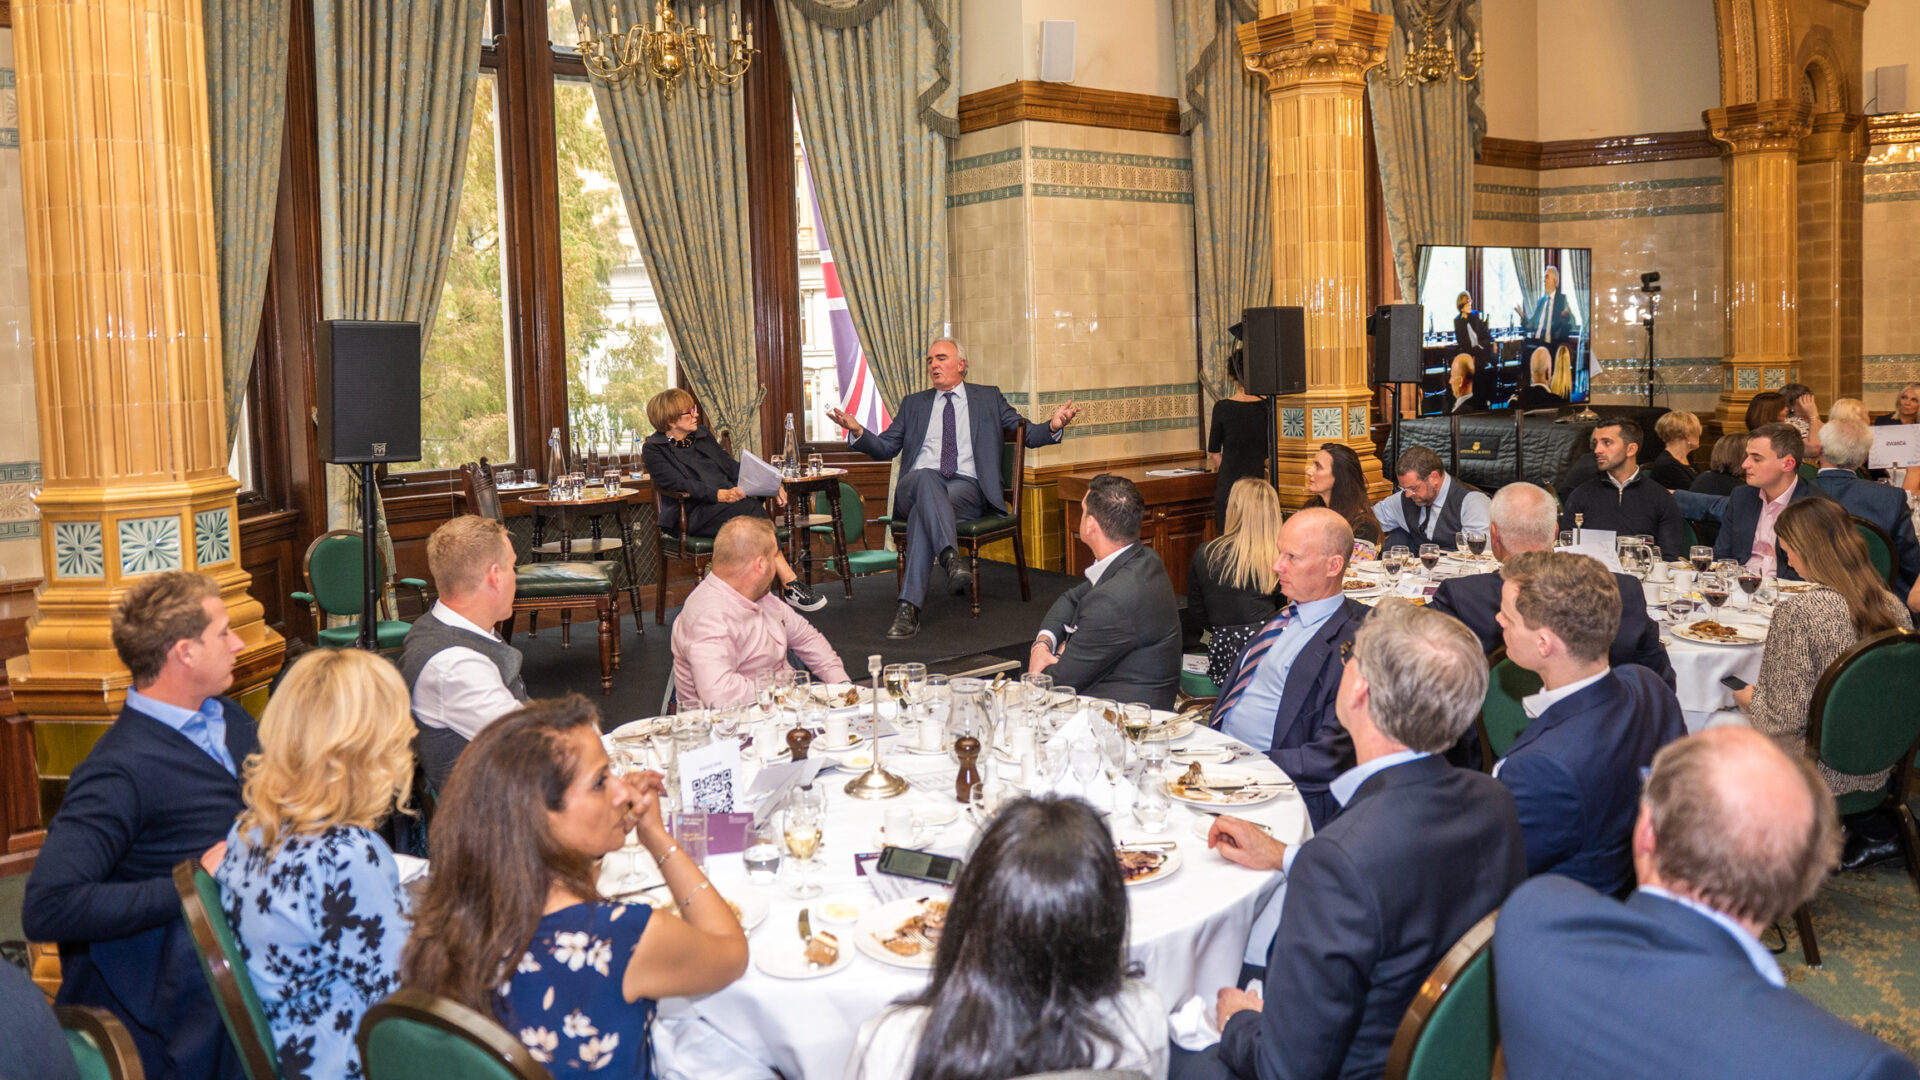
[614,503,645,635]
[786,495,812,587]
[828,485,852,599]
[598,596,614,695]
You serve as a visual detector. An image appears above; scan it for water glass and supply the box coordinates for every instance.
[743,823,783,884]
[1070,737,1100,788]
[602,468,622,496]
[568,471,587,500]
[1040,738,1071,788]
[1558,530,1575,548]
[1756,574,1780,608]
[807,452,825,477]
[1134,775,1171,833]
[672,709,712,752]
[1139,728,1171,772]
[549,475,566,501]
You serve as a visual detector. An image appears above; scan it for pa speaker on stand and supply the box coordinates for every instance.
[1367,303,1424,478]
[1239,306,1305,491]
[316,320,423,651]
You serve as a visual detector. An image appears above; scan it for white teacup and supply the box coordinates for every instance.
[917,716,944,751]
[883,806,924,848]
[825,713,850,749]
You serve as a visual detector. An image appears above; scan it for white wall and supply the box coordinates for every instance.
[1480,0,1540,140]
[959,0,1177,97]
[1863,0,1919,110]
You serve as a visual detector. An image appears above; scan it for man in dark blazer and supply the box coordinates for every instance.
[1210,508,1368,827]
[24,571,257,1080]
[1812,417,1920,593]
[1518,265,1577,346]
[1494,551,1686,896]
[1512,347,1569,411]
[1172,601,1528,1080]
[828,338,1080,638]
[1713,422,1829,581]
[1496,727,1920,1080]
[1432,482,1672,685]
[1030,475,1180,709]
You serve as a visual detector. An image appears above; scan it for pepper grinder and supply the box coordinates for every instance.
[786,727,814,762]
[953,735,982,804]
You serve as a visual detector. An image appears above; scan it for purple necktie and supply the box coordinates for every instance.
[1214,605,1297,724]
[939,392,958,479]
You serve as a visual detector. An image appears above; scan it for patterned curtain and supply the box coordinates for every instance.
[570,0,761,454]
[775,0,957,411]
[1513,246,1546,326]
[314,0,488,560]
[205,0,292,451]
[1175,0,1270,406]
[1366,0,1483,298]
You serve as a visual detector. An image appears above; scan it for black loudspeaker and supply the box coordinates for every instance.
[1240,306,1306,396]
[1368,304,1425,384]
[316,320,423,464]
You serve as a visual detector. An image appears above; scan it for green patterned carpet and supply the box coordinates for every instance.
[1783,850,1920,1061]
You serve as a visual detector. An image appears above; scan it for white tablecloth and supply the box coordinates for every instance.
[649,723,1305,1080]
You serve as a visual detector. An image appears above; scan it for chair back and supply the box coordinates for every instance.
[59,1006,146,1080]
[1807,628,1920,781]
[812,481,867,543]
[359,989,554,1080]
[460,458,505,523]
[1383,910,1501,1080]
[1851,515,1897,587]
[1477,649,1542,766]
[173,862,282,1080]
[302,530,386,619]
[1001,422,1029,510]
[1680,517,1699,552]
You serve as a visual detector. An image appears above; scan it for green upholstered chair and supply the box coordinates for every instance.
[653,483,718,625]
[291,531,427,650]
[1180,667,1222,701]
[1383,910,1502,1080]
[890,422,1034,618]
[60,1005,146,1080]
[1680,516,1700,552]
[1797,461,1819,483]
[1792,628,1920,967]
[1474,649,1543,772]
[173,862,281,1080]
[1851,515,1898,588]
[359,989,553,1080]
[811,481,897,586]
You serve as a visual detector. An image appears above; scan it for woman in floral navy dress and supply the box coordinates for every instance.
[403,696,748,1076]
[215,648,418,1080]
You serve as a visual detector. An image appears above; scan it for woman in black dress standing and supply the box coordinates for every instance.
[640,388,825,611]
[1208,353,1272,530]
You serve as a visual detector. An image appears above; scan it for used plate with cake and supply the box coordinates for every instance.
[856,897,949,969]
[1673,619,1765,646]
[1115,844,1182,885]
[1169,762,1290,807]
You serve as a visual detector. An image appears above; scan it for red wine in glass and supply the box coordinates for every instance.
[1690,553,1712,573]
[1738,573,1761,595]
[1703,587,1730,610]
[1467,536,1487,556]
[1420,553,1440,571]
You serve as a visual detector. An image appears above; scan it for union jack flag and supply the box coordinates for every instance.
[809,184,890,434]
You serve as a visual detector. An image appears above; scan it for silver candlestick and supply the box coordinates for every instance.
[845,652,908,799]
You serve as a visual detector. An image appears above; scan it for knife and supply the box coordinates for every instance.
[798,908,812,943]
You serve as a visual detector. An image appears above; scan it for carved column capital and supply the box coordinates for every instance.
[1799,111,1867,164]
[1237,5,1391,90]
[1705,99,1814,154]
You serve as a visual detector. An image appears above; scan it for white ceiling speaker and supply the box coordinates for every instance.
[1040,20,1076,84]
[1868,65,1907,115]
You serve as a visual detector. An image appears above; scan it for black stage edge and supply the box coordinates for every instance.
[516,559,1079,727]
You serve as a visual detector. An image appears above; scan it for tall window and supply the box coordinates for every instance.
[1416,246,1468,339]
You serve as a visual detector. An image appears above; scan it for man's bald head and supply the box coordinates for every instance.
[711,516,779,599]
[1639,727,1839,927]
[1274,507,1353,604]
[1488,482,1559,557]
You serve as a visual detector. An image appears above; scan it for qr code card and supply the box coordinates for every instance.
[677,740,741,813]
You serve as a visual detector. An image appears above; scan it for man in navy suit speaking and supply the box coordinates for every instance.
[829,338,1080,638]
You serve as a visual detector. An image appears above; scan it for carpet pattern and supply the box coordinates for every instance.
[1785,849,1920,1060]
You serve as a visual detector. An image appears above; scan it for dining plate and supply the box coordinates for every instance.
[1168,769,1291,808]
[607,717,669,742]
[754,935,856,980]
[1168,745,1236,766]
[855,896,948,970]
[1116,844,1183,886]
[812,683,877,709]
[1672,620,1766,646]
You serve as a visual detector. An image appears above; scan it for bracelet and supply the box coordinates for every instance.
[677,879,713,908]
[655,843,681,869]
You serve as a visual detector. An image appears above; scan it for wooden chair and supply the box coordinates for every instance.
[291,530,428,650]
[173,861,282,1080]
[1792,628,1920,967]
[461,460,620,695]
[1474,647,1542,773]
[1383,910,1503,1080]
[1850,515,1898,589]
[59,1004,147,1080]
[890,422,1034,618]
[810,480,896,589]
[359,989,553,1080]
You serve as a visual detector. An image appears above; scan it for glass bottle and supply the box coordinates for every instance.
[782,412,799,477]
[546,427,568,488]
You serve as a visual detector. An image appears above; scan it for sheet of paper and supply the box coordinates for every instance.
[678,740,742,813]
[747,757,830,829]
[1556,529,1621,572]
[1869,424,1920,469]
[737,450,783,497]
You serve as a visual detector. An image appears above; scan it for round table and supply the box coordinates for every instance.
[517,485,648,626]
[631,712,1306,1080]
[775,468,852,598]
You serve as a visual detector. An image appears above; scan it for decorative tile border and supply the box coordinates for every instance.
[1865,355,1920,391]
[1864,162,1920,203]
[1349,405,1369,438]
[195,508,233,566]
[118,515,183,577]
[1310,407,1342,439]
[1737,369,1760,390]
[0,461,43,540]
[1474,175,1723,223]
[53,521,104,578]
[947,145,1195,208]
[1280,408,1306,439]
[0,67,15,150]
[1592,356,1727,395]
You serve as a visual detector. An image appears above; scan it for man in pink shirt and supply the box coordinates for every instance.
[672,516,850,707]
[1711,422,1828,581]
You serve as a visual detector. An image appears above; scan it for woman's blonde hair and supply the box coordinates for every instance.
[1204,479,1282,595]
[237,648,416,856]
[1827,397,1869,425]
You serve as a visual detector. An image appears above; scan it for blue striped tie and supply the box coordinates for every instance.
[1214,605,1297,725]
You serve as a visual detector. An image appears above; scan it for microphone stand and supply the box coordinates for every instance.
[1641,284,1661,408]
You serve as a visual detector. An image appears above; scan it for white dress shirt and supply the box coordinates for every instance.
[411,601,524,741]
[1369,473,1493,542]
[910,385,976,479]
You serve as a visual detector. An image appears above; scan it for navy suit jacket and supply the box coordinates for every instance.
[1429,569,1674,688]
[1210,598,1368,828]
[1497,876,1920,1080]
[1712,478,1829,581]
[1216,756,1528,1080]
[1037,544,1181,710]
[1814,469,1920,593]
[23,698,258,1080]
[848,382,1058,515]
[1495,666,1685,896]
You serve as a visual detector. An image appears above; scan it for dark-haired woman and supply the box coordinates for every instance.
[1302,442,1384,551]
[847,797,1167,1080]
[403,696,747,1076]
[1207,356,1272,531]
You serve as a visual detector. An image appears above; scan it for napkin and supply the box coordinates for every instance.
[1170,981,1260,1051]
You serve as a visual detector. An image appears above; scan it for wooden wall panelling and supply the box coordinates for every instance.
[499,2,571,472]
[1479,129,1720,171]
[957,81,1181,135]
[0,582,41,874]
[743,0,802,455]
[239,510,300,637]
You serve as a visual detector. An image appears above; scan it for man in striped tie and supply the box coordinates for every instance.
[1208,507,1370,827]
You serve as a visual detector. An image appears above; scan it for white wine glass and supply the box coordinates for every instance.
[782,786,826,900]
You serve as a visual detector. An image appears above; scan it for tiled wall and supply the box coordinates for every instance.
[1863,142,1920,408]
[1472,157,1727,414]
[0,28,43,581]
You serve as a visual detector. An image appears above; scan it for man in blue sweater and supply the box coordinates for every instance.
[24,571,256,1080]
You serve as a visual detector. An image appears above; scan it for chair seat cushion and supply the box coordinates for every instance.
[828,551,897,575]
[662,532,716,555]
[956,514,1018,538]
[318,620,412,649]
[516,561,615,596]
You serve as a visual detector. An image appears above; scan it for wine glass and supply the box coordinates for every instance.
[1070,737,1100,790]
[1418,543,1441,576]
[1388,545,1411,568]
[882,664,909,706]
[784,671,813,711]
[1045,687,1078,739]
[1020,672,1053,725]
[1462,527,1488,557]
[901,663,928,711]
[1701,572,1731,613]
[1097,725,1127,787]
[1664,588,1695,624]
[1756,573,1780,609]
[755,673,780,716]
[1737,568,1762,606]
[1121,703,1153,745]
[1689,545,1714,574]
[1040,738,1071,790]
[782,785,826,899]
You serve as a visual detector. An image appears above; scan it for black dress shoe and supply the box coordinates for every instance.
[887,600,920,639]
[940,548,972,596]
[1841,818,1904,872]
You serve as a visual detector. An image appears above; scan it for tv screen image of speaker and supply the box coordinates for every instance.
[1411,245,1593,417]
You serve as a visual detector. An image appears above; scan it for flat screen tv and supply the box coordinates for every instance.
[1412,246,1593,416]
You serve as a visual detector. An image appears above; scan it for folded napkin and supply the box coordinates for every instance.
[1169,979,1260,1051]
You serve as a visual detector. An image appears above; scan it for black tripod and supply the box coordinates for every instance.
[1640,272,1662,407]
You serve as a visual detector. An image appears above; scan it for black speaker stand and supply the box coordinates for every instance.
[1388,383,1404,480]
[353,464,380,651]
[1268,395,1280,496]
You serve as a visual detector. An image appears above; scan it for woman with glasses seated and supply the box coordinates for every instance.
[848,796,1167,1080]
[403,695,747,1077]
[641,387,825,612]
[214,648,418,1080]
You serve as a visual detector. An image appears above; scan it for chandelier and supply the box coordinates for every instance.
[1375,10,1482,87]
[579,3,757,96]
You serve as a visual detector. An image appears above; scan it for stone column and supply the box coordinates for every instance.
[1706,99,1814,431]
[1797,112,1866,407]
[8,0,284,800]
[1239,0,1392,507]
